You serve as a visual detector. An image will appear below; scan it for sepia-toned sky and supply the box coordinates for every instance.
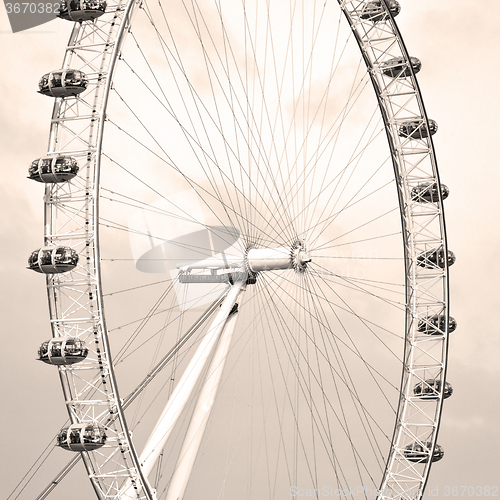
[1,1,499,498]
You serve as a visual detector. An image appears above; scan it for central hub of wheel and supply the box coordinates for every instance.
[246,241,311,273]
[178,240,310,284]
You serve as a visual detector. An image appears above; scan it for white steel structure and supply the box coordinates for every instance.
[26,1,454,499]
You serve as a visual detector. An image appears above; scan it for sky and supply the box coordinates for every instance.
[1,1,499,499]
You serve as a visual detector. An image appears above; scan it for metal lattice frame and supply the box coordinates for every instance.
[38,1,450,499]
[43,1,154,498]
[340,2,450,498]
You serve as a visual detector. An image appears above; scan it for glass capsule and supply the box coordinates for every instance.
[360,1,401,22]
[28,247,79,274]
[58,0,106,22]
[28,156,79,183]
[398,119,438,139]
[411,182,449,203]
[417,314,457,335]
[413,379,453,400]
[38,69,88,98]
[38,337,89,365]
[416,247,456,269]
[381,56,422,78]
[404,442,444,463]
[57,423,107,452]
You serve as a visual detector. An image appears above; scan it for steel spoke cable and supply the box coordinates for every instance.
[304,271,388,472]
[108,55,250,241]
[304,101,386,249]
[307,264,406,354]
[156,2,251,243]
[279,130,390,243]
[259,271,376,438]
[307,200,399,252]
[102,150,282,248]
[100,189,240,242]
[224,0,298,241]
[303,81,381,243]
[297,57,368,243]
[304,9,345,238]
[263,271,397,428]
[116,35,246,241]
[256,277,328,491]
[265,268,404,341]
[259,278,378,489]
[316,231,401,251]
[261,271,401,393]
[265,272,393,478]
[6,439,58,500]
[253,283,291,497]
[146,1,298,243]
[306,268,403,412]
[300,272,345,489]
[189,0,255,243]
[108,86,247,241]
[302,271,379,489]
[310,269,406,304]
[253,0,299,240]
[101,125,290,253]
[279,31,365,232]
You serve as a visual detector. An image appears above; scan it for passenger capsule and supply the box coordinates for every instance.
[57,0,107,22]
[411,182,449,203]
[38,337,88,365]
[416,247,456,269]
[404,442,444,463]
[38,69,88,98]
[381,56,422,78]
[398,119,438,139]
[413,379,453,400]
[57,423,106,452]
[360,0,401,22]
[28,156,79,183]
[417,314,457,335]
[28,247,79,274]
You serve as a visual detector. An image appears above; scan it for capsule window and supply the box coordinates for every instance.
[40,158,52,174]
[51,73,63,88]
[39,75,48,87]
[53,158,68,173]
[404,442,444,463]
[40,250,52,266]
[381,56,421,78]
[29,250,39,267]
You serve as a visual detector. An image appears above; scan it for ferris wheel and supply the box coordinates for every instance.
[25,0,456,499]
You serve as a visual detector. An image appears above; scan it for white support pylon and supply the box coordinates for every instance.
[120,281,245,499]
[165,295,241,500]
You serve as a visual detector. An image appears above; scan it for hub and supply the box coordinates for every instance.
[177,241,311,284]
[246,241,311,273]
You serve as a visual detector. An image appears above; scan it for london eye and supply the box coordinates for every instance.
[23,1,454,499]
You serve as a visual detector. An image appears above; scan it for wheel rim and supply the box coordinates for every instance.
[36,1,451,499]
